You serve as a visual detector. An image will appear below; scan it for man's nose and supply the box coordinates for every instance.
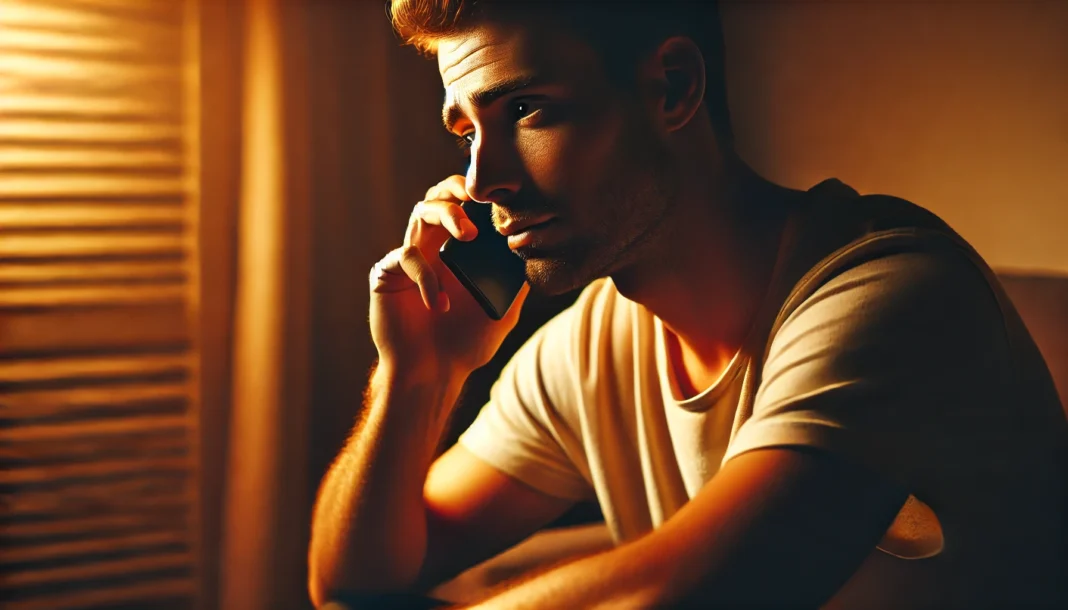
[464,135,522,204]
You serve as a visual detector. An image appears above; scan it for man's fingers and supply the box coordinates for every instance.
[370,246,446,312]
[403,206,422,249]
[376,175,473,312]
[398,245,445,311]
[409,175,476,248]
[499,282,531,327]
[369,248,406,292]
[425,174,468,202]
[416,200,478,241]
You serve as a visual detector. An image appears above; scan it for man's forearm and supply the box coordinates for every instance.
[465,536,673,610]
[308,361,465,605]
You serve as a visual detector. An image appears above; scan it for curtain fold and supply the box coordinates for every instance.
[213,0,312,608]
[198,1,461,608]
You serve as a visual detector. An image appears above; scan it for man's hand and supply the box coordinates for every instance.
[369,174,529,382]
[310,177,547,607]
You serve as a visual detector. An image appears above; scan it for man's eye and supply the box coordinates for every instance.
[455,100,540,155]
[456,132,475,151]
[511,100,535,122]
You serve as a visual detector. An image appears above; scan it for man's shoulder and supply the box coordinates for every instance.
[776,225,1003,354]
[777,179,991,318]
[755,180,1019,379]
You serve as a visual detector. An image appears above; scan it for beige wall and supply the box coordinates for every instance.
[724,0,1068,274]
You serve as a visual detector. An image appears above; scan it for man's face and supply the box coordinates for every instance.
[437,16,679,295]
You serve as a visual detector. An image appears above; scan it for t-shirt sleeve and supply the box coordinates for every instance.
[458,300,594,501]
[723,247,1012,487]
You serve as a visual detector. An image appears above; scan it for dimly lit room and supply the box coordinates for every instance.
[1,0,1065,609]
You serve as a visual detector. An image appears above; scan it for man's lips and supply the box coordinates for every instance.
[496,214,556,237]
[505,218,560,250]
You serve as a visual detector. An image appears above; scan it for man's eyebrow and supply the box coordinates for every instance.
[442,74,543,132]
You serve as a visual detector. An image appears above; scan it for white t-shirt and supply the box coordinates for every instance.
[458,179,1068,608]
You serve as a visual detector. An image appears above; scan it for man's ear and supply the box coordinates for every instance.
[645,36,706,133]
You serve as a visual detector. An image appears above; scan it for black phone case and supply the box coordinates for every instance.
[439,201,527,320]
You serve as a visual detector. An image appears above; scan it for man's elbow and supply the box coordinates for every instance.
[306,548,424,608]
[306,545,358,608]
[307,551,339,609]
[306,566,380,609]
[307,575,426,610]
[307,573,328,609]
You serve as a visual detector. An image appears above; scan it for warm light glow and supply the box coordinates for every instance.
[0,2,199,605]
[0,0,190,294]
[0,203,185,227]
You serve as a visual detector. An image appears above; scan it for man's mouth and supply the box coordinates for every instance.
[505,217,559,250]
[496,213,556,237]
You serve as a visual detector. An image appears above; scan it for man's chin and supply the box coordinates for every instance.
[523,257,598,297]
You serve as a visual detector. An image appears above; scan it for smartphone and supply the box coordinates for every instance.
[439,200,527,320]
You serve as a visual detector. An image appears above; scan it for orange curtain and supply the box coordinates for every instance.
[197,0,315,606]
[197,1,457,608]
[218,0,313,608]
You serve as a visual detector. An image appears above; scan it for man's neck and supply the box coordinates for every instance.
[611,156,799,390]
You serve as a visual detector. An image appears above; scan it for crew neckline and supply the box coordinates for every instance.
[652,177,854,413]
[655,318,746,410]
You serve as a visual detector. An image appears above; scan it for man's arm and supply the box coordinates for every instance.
[307,363,575,607]
[310,172,592,607]
[465,446,907,609]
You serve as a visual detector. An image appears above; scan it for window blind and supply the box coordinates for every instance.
[0,1,200,608]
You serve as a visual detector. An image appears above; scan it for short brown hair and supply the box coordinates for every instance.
[387,0,733,145]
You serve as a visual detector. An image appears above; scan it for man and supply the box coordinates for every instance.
[309,1,1067,608]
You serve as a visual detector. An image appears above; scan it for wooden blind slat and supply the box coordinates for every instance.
[6,481,190,520]
[1,1,181,37]
[0,353,189,383]
[1,390,189,425]
[20,0,184,24]
[0,50,184,86]
[0,261,185,290]
[0,576,194,610]
[0,24,181,59]
[0,353,189,384]
[0,233,186,259]
[0,284,187,308]
[0,414,189,442]
[0,551,192,590]
[0,529,189,566]
[0,119,182,143]
[0,79,183,109]
[0,147,182,169]
[0,206,185,230]
[1,0,198,606]
[1,432,188,465]
[1,508,189,542]
[0,94,181,122]
[1,455,191,486]
[0,179,185,201]
[0,307,188,355]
